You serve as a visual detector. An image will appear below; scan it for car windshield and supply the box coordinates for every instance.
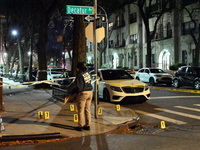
[149,69,165,73]
[101,70,133,80]
[193,67,200,75]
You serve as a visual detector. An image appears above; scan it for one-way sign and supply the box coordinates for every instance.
[84,15,95,22]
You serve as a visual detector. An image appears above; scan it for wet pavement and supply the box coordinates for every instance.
[0,77,138,142]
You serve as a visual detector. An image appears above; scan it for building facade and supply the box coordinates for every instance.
[86,0,200,70]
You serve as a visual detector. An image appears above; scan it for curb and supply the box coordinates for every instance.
[0,132,65,142]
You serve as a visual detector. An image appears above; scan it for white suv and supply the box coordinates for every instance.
[135,68,173,86]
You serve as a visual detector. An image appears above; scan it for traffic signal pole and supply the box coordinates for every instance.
[93,0,98,119]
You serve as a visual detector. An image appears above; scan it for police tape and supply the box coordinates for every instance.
[1,76,200,94]
[105,82,200,94]
[0,77,76,88]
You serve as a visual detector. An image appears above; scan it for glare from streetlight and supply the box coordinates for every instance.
[11,30,18,36]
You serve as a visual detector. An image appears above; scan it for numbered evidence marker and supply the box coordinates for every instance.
[116,105,121,111]
[160,121,166,129]
[44,111,50,119]
[98,108,102,115]
[74,114,78,122]
[38,111,43,119]
[70,104,75,111]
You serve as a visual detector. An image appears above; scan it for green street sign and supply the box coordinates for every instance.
[66,5,94,15]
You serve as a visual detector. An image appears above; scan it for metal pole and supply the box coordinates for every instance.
[93,0,98,119]
[98,6,109,66]
[0,78,3,111]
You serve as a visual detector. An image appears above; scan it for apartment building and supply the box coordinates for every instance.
[86,0,200,70]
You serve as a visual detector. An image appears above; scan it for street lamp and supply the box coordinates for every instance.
[11,29,18,37]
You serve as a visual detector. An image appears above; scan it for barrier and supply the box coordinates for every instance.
[52,86,69,102]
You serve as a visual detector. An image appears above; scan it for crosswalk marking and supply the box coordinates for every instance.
[194,104,200,106]
[135,110,186,125]
[174,106,200,112]
[155,108,200,120]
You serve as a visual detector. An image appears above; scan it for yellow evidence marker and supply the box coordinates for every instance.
[44,111,50,119]
[74,114,78,122]
[160,121,166,129]
[98,108,102,115]
[70,104,75,111]
[116,105,121,111]
[38,111,43,119]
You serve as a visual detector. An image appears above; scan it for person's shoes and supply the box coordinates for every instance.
[75,126,83,131]
[83,126,90,130]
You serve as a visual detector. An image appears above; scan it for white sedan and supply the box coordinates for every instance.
[90,69,150,103]
[135,68,173,86]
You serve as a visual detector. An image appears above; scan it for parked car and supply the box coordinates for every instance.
[135,68,173,86]
[173,66,200,90]
[90,69,150,103]
[47,68,64,80]
[25,67,38,81]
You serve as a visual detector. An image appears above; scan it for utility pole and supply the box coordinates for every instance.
[93,0,98,119]
[0,78,3,111]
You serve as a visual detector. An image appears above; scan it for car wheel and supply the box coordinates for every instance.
[149,78,155,86]
[136,77,140,80]
[194,80,200,90]
[103,89,110,102]
[173,79,180,88]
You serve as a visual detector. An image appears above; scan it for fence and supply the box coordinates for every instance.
[52,86,69,102]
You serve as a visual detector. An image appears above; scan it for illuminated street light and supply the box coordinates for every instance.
[11,29,18,36]
[28,51,31,56]
[3,53,7,57]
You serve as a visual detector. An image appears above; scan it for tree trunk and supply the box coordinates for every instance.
[72,0,87,76]
[37,13,48,81]
[146,37,152,67]
[28,36,33,81]
[18,38,24,82]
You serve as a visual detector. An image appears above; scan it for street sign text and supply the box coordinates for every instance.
[66,5,94,15]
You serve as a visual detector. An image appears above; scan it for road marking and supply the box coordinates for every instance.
[194,104,200,106]
[151,96,200,99]
[155,108,200,120]
[174,106,200,112]
[135,110,186,125]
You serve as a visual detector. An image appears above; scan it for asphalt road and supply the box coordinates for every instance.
[1,84,200,150]
[123,85,200,129]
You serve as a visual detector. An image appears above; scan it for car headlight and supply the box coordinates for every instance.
[110,86,122,92]
[144,84,149,91]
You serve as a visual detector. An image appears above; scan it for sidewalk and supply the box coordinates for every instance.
[0,78,139,141]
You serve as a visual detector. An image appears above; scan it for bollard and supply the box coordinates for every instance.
[0,78,3,111]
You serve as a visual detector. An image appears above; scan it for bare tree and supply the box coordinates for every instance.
[133,0,170,67]
[184,1,200,66]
